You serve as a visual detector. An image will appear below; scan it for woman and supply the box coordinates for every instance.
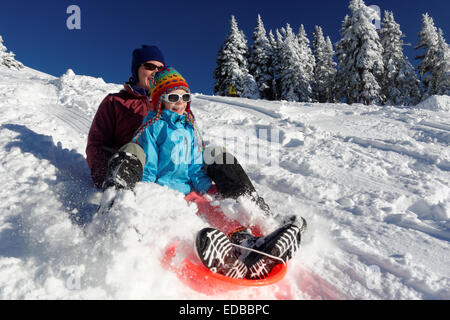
[86,45,165,188]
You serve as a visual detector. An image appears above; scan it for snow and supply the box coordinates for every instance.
[416,95,450,111]
[0,64,449,300]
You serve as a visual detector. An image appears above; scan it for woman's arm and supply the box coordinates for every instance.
[86,96,116,188]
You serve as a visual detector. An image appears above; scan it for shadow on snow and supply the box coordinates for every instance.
[1,123,99,228]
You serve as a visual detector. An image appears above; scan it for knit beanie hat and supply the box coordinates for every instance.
[133,66,204,151]
[151,66,190,110]
[131,45,165,83]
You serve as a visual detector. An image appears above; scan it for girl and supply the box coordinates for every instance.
[112,66,307,279]
[132,66,211,196]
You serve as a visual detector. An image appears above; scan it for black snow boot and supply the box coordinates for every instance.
[229,228,260,254]
[195,228,248,279]
[244,218,307,279]
[228,218,307,279]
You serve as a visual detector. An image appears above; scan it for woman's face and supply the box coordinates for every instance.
[137,60,165,90]
[162,89,188,115]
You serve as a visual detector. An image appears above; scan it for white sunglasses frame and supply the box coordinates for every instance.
[162,93,192,104]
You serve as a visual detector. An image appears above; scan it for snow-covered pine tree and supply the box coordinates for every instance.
[268,29,281,100]
[335,0,384,105]
[325,36,337,102]
[213,16,258,99]
[238,28,260,99]
[249,15,274,100]
[312,26,336,103]
[380,11,421,106]
[335,14,352,103]
[0,36,23,70]
[277,24,303,102]
[414,13,441,98]
[435,28,450,96]
[296,25,315,102]
[213,43,227,96]
[268,29,286,101]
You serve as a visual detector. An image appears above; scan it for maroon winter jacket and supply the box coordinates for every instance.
[86,84,154,188]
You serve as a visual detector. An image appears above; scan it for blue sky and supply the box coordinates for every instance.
[0,0,448,95]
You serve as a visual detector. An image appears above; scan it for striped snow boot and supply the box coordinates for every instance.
[238,218,307,279]
[195,228,248,279]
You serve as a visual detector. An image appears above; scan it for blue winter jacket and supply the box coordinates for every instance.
[135,109,212,195]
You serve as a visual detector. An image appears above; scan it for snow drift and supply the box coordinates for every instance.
[416,95,450,111]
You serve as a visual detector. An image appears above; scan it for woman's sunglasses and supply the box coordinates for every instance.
[162,93,192,103]
[142,63,165,72]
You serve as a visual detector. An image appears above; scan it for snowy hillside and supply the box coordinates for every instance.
[0,65,449,299]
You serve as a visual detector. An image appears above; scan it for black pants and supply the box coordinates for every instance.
[206,152,271,215]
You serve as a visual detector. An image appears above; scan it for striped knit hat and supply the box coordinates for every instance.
[133,66,204,150]
[151,66,190,110]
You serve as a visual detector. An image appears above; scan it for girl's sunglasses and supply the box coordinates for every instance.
[162,93,192,103]
[142,62,165,72]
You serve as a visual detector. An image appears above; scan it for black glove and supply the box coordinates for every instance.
[102,151,143,191]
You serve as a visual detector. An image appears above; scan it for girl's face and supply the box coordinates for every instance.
[162,89,188,115]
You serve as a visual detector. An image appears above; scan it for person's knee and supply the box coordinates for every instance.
[203,145,226,167]
[119,142,146,168]
[203,146,239,166]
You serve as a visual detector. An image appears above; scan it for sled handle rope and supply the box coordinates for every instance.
[230,243,287,266]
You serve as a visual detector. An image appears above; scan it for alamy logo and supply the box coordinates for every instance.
[65,265,84,290]
[366,265,382,290]
[169,128,281,167]
[368,5,381,30]
[66,5,81,30]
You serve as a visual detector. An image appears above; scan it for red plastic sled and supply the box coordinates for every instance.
[161,240,288,295]
[160,191,288,295]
